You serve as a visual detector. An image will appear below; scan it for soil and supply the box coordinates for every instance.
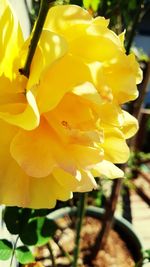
[35,216,135,267]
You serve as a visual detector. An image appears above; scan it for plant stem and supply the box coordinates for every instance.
[122,184,132,222]
[10,235,19,267]
[47,241,57,267]
[53,237,73,263]
[126,0,144,55]
[20,0,52,78]
[73,193,87,267]
[90,179,122,264]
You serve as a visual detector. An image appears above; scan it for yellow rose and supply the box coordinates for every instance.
[0,2,142,208]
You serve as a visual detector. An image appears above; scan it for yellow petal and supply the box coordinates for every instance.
[0,91,40,130]
[73,82,103,106]
[0,121,72,208]
[0,159,72,208]
[36,54,92,113]
[54,166,97,193]
[0,119,17,176]
[69,27,123,62]
[75,169,98,192]
[10,116,80,178]
[10,118,57,178]
[102,126,130,163]
[118,31,126,50]
[121,110,139,139]
[71,144,104,168]
[53,167,81,191]
[44,5,92,34]
[44,92,102,146]
[104,53,141,104]
[92,160,124,178]
[29,174,72,207]
[27,30,68,90]
[93,17,109,27]
[0,0,23,79]
[88,62,113,102]
[0,75,26,102]
[95,102,123,126]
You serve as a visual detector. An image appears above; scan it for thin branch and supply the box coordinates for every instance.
[84,178,122,265]
[10,236,19,267]
[46,241,57,267]
[20,0,53,78]
[73,193,87,267]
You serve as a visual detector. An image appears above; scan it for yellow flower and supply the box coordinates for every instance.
[0,2,142,208]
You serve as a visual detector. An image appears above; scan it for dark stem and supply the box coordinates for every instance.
[130,60,150,150]
[133,61,150,119]
[126,0,144,55]
[20,0,52,78]
[131,182,150,206]
[122,185,132,222]
[46,241,57,267]
[85,178,122,265]
[10,236,19,267]
[73,193,87,267]
[53,236,72,263]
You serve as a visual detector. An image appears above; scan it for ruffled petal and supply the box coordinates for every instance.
[36,54,93,113]
[0,119,17,173]
[92,160,124,178]
[71,144,104,168]
[0,91,40,130]
[95,102,123,126]
[104,53,142,104]
[69,26,123,62]
[0,120,72,208]
[72,82,103,106]
[0,0,23,79]
[44,5,92,34]
[29,174,72,208]
[53,167,97,193]
[0,161,72,209]
[75,169,98,192]
[121,110,139,139]
[27,30,68,90]
[102,126,130,163]
[10,118,57,178]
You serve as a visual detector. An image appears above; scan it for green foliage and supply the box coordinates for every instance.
[4,207,57,245]
[2,207,58,264]
[4,207,32,235]
[83,0,100,11]
[143,249,150,261]
[0,239,12,260]
[15,246,35,264]
[19,217,57,246]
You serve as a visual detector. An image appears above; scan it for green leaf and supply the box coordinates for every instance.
[91,0,100,11]
[83,0,100,11]
[4,207,33,235]
[4,207,21,234]
[15,246,35,264]
[83,0,91,9]
[143,249,150,260]
[0,239,13,260]
[20,217,57,246]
